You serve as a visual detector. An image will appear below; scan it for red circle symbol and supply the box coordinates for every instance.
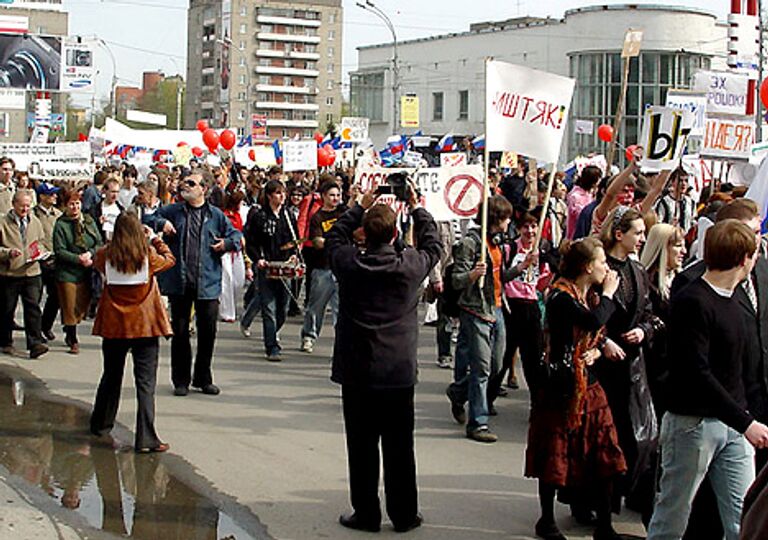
[444,174,483,217]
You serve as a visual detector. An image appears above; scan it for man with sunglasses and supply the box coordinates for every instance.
[144,171,242,397]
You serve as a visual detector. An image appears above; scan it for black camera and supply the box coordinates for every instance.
[376,172,414,202]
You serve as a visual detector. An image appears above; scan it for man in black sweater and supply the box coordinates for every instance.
[647,219,768,540]
[326,185,442,534]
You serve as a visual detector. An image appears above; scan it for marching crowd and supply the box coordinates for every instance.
[1,145,768,539]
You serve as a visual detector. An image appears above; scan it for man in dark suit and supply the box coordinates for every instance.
[670,198,768,539]
[326,184,442,534]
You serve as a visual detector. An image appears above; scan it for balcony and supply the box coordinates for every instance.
[256,101,319,111]
[256,49,285,58]
[255,84,312,94]
[290,51,320,61]
[266,119,318,128]
[257,32,321,44]
[257,15,321,27]
[255,66,319,77]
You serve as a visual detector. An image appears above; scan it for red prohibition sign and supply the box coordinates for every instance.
[444,174,483,217]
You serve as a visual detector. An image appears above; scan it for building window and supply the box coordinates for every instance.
[326,96,333,106]
[238,92,246,101]
[329,12,336,24]
[239,74,246,85]
[458,90,469,120]
[432,92,444,121]
[304,129,314,138]
[239,57,246,67]
[326,113,333,123]
[328,30,335,40]
[282,129,289,137]
[327,63,334,74]
[350,71,384,121]
[238,110,245,120]
[239,23,247,34]
[258,75,270,84]
[328,46,334,57]
[327,80,334,90]
[239,40,245,50]
[240,4,246,16]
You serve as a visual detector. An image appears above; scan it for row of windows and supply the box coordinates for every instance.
[432,90,469,121]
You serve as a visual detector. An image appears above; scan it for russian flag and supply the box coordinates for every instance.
[238,134,252,147]
[436,133,455,152]
[272,139,282,163]
[472,134,485,151]
[386,135,407,156]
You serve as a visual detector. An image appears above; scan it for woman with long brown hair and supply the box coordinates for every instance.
[89,212,175,453]
[526,237,626,540]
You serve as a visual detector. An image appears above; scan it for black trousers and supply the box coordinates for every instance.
[341,385,418,528]
[168,289,219,389]
[488,299,542,403]
[40,266,59,334]
[90,337,161,450]
[0,275,43,350]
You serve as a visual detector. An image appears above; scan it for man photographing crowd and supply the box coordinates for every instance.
[326,179,442,533]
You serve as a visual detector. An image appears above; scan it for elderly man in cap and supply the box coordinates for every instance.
[34,182,62,341]
[0,190,48,358]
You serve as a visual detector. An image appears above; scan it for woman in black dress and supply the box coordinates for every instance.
[526,237,626,540]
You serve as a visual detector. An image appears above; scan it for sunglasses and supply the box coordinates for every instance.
[184,179,200,187]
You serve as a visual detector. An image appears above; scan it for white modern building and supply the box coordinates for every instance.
[350,4,728,159]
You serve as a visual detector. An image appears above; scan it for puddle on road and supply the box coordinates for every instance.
[0,365,269,539]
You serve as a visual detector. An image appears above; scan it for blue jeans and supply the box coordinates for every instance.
[259,272,290,355]
[435,297,453,358]
[301,268,338,341]
[241,280,261,329]
[449,307,505,431]
[647,413,755,540]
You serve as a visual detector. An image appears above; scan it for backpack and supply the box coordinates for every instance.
[440,232,480,318]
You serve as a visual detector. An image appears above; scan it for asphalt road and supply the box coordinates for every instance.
[0,311,646,539]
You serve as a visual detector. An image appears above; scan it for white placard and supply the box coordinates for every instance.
[282,140,318,172]
[440,152,467,168]
[701,116,755,160]
[693,70,748,116]
[355,165,484,221]
[486,60,575,162]
[340,117,369,143]
[573,119,594,135]
[638,106,695,171]
[665,90,707,137]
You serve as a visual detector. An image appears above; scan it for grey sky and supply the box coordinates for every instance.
[61,0,731,107]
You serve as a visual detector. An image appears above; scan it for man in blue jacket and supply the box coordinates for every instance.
[145,170,241,396]
[327,185,442,534]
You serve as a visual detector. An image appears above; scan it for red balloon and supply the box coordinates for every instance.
[191,146,204,157]
[597,124,614,143]
[314,132,324,144]
[77,132,87,142]
[760,79,768,110]
[324,146,336,166]
[625,144,639,162]
[196,120,209,133]
[248,149,256,161]
[177,141,188,147]
[202,128,219,151]
[220,129,236,150]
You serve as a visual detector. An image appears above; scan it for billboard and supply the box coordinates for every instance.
[60,36,96,92]
[0,34,61,90]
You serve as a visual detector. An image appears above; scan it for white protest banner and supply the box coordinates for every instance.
[573,119,594,135]
[402,151,423,168]
[693,70,748,116]
[701,116,754,160]
[28,162,94,182]
[665,89,707,137]
[440,152,467,168]
[0,142,91,170]
[638,106,694,171]
[232,145,276,168]
[572,154,608,176]
[340,117,369,143]
[355,165,484,221]
[126,109,167,127]
[282,140,317,172]
[486,61,575,162]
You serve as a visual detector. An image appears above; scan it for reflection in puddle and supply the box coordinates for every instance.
[0,366,268,539]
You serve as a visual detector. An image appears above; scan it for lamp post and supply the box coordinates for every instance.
[217,37,250,136]
[357,0,399,134]
[97,39,118,119]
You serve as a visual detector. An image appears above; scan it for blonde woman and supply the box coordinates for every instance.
[639,223,686,414]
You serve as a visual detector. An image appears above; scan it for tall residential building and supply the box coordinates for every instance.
[186,0,343,140]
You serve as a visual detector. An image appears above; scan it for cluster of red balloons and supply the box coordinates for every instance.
[317,145,336,167]
[189,120,237,154]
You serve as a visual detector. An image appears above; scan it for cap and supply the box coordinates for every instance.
[36,182,60,196]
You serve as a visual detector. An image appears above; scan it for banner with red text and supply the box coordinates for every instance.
[486,61,575,162]
[701,116,754,160]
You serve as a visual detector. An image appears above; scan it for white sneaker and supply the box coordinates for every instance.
[240,325,251,338]
[436,356,453,369]
[301,337,314,353]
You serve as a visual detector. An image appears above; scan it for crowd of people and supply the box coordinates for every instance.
[1,143,768,539]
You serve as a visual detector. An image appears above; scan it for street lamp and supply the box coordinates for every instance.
[357,0,399,134]
[97,39,118,119]
[217,37,251,136]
